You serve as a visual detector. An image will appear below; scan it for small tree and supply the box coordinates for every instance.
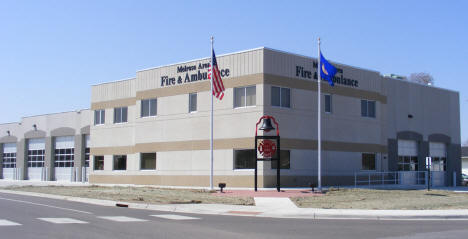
[408,72,434,85]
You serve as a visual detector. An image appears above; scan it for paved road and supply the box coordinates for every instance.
[1,192,468,239]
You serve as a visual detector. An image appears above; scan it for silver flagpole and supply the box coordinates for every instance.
[210,36,214,190]
[317,37,322,191]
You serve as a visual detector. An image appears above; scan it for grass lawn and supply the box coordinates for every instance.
[5,185,254,206]
[291,188,468,209]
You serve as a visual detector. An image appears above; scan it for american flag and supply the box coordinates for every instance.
[210,49,225,100]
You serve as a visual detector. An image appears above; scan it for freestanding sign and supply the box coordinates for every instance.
[426,156,432,191]
[254,115,280,192]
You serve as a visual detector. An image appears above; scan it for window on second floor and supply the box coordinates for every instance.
[94,109,105,125]
[325,94,332,113]
[271,86,290,108]
[234,85,256,108]
[114,107,128,123]
[189,93,197,113]
[141,99,157,117]
[361,100,376,118]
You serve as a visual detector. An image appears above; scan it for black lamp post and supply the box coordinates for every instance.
[254,115,280,192]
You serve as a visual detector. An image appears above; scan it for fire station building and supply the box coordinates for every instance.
[0,47,462,187]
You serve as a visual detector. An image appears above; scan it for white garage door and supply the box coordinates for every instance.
[398,140,418,156]
[84,135,90,182]
[54,136,75,181]
[27,138,45,181]
[2,143,17,180]
[429,142,446,157]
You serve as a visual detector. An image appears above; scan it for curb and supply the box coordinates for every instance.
[1,189,468,220]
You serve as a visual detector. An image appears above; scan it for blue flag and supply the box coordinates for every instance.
[320,53,337,86]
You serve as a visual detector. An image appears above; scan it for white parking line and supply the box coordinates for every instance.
[98,216,148,222]
[0,219,21,226]
[151,214,200,220]
[38,218,88,224]
[0,196,92,214]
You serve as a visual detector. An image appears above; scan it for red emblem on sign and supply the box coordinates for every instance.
[258,139,277,158]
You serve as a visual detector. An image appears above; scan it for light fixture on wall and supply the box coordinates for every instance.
[6,130,10,136]
[33,124,37,131]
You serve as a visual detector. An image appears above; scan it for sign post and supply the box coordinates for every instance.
[426,156,432,191]
[254,115,280,192]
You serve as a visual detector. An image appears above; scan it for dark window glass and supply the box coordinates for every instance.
[361,100,367,117]
[271,150,291,169]
[114,107,121,123]
[141,99,157,117]
[271,86,280,107]
[368,101,376,118]
[362,153,376,170]
[114,107,128,123]
[140,153,156,170]
[325,94,332,113]
[94,156,104,170]
[150,99,157,116]
[189,93,197,112]
[234,150,256,169]
[281,88,290,108]
[113,155,127,170]
[141,99,149,117]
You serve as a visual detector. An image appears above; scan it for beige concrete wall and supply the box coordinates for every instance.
[88,47,460,187]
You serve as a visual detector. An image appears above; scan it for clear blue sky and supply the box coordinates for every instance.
[0,0,467,143]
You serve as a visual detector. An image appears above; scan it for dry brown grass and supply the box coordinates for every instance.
[291,188,468,209]
[6,185,254,206]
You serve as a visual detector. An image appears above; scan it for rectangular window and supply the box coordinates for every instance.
[234,149,255,169]
[398,156,418,171]
[361,153,376,170]
[114,107,128,123]
[54,148,74,167]
[325,94,332,113]
[271,86,291,108]
[141,99,157,117]
[368,101,376,118]
[94,109,105,125]
[361,100,376,118]
[28,149,45,168]
[2,152,16,168]
[189,93,197,112]
[430,157,446,171]
[140,153,156,170]
[94,156,104,170]
[271,150,291,169]
[113,155,127,170]
[234,86,256,108]
[84,148,90,167]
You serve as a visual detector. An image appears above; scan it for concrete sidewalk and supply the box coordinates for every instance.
[2,179,468,220]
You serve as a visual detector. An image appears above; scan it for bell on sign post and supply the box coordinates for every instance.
[259,118,275,132]
[254,115,280,192]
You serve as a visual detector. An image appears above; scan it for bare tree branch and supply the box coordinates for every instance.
[408,72,434,85]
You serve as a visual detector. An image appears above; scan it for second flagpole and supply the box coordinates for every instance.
[210,36,214,190]
[317,37,322,192]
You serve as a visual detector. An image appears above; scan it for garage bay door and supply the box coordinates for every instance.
[27,138,45,181]
[54,136,75,181]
